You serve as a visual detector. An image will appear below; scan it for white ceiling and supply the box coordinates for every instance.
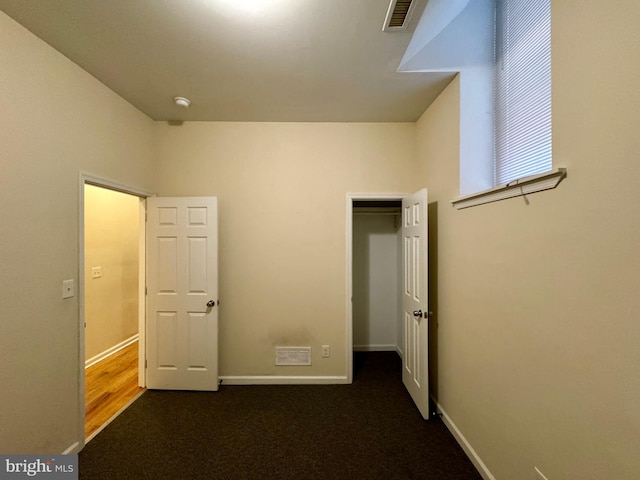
[0,0,456,122]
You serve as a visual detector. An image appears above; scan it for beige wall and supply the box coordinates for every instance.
[415,1,640,479]
[0,12,155,453]
[84,185,140,361]
[154,122,416,377]
[4,1,640,475]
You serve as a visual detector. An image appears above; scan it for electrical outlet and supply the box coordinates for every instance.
[321,345,330,358]
[91,266,102,279]
[534,467,549,480]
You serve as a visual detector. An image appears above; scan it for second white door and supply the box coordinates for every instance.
[146,196,219,391]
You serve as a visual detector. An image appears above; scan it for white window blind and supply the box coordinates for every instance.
[494,0,551,186]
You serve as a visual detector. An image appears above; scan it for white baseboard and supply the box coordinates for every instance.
[62,441,81,455]
[85,334,138,369]
[353,344,397,352]
[432,397,496,480]
[219,376,349,385]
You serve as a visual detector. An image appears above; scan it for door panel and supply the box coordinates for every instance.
[146,197,219,391]
[402,189,429,418]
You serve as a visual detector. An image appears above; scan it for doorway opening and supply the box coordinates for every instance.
[346,190,430,418]
[346,193,406,383]
[79,175,151,445]
[352,200,403,353]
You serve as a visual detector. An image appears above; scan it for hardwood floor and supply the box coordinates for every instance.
[85,341,145,439]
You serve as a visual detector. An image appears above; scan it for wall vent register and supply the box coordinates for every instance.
[383,0,417,32]
[275,347,312,366]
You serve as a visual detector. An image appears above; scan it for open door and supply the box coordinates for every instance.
[402,189,429,418]
[146,196,219,391]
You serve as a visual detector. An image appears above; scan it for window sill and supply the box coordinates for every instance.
[451,168,567,210]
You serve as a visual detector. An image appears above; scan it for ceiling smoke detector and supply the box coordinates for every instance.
[174,96,191,108]
[382,0,416,32]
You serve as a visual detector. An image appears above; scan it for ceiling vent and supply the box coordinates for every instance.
[382,0,417,32]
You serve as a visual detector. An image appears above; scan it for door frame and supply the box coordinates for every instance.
[77,173,153,447]
[345,192,408,383]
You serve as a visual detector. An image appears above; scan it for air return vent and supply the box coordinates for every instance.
[383,0,417,32]
[275,347,312,366]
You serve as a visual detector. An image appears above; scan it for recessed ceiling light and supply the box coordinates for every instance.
[174,96,191,108]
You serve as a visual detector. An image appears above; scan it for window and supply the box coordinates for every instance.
[452,0,565,209]
[494,0,552,185]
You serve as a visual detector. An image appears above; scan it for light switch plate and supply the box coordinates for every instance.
[62,279,74,299]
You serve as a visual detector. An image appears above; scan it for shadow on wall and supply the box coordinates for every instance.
[428,201,439,399]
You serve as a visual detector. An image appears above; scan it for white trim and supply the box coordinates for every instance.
[84,390,147,444]
[346,198,353,384]
[220,376,349,385]
[85,334,139,369]
[451,168,567,209]
[81,172,154,198]
[534,467,550,480]
[346,193,408,386]
[138,198,146,388]
[353,344,397,352]
[432,397,496,480]
[62,441,81,455]
[78,173,152,453]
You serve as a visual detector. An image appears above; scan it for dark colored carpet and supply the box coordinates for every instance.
[80,352,481,479]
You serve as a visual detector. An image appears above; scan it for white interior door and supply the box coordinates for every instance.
[146,196,219,391]
[402,188,429,418]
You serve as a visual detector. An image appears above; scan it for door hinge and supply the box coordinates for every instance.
[145,359,147,368]
[145,286,147,295]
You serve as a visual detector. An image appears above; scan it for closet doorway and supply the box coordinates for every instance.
[346,193,406,384]
[347,191,430,418]
[352,200,403,355]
